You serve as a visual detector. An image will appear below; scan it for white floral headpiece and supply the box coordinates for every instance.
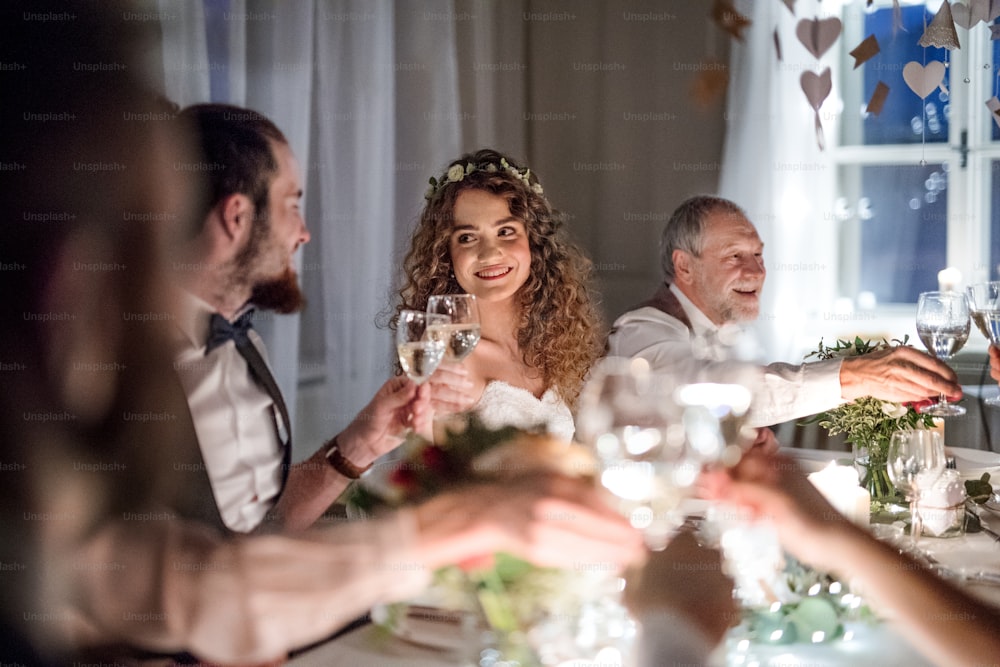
[425,157,543,200]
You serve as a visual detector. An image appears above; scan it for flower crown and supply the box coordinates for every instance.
[424,157,543,200]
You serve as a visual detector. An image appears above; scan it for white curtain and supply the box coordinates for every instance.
[720,0,840,364]
[158,0,736,457]
[157,0,492,457]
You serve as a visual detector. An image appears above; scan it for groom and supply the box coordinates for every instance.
[607,195,961,427]
[169,104,461,533]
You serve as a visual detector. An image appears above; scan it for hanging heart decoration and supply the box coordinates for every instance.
[951,0,989,29]
[902,61,946,99]
[801,67,832,150]
[796,17,842,59]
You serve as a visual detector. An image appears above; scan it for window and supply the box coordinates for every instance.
[832,0,1000,331]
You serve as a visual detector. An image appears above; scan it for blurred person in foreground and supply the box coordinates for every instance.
[607,195,961,427]
[0,4,642,663]
[700,449,1000,666]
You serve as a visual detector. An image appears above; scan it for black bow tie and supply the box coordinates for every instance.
[205,310,255,354]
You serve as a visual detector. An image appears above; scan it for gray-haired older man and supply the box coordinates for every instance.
[607,195,960,426]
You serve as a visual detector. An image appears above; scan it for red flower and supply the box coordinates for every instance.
[421,445,451,473]
[390,467,418,490]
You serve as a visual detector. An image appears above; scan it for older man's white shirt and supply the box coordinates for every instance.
[606,284,844,426]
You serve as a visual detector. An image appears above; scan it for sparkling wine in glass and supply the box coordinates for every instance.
[426,294,481,362]
[966,282,1000,407]
[887,429,945,543]
[915,290,970,417]
[396,310,447,384]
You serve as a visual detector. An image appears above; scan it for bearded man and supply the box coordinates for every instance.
[170,104,452,533]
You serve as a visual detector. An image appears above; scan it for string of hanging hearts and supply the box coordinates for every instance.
[705,1,1000,151]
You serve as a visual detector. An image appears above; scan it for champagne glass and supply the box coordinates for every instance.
[577,357,693,549]
[887,429,945,543]
[396,310,447,384]
[426,294,481,362]
[966,282,1000,407]
[916,290,970,416]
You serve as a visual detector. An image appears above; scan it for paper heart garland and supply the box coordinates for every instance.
[801,68,832,151]
[951,0,1000,29]
[801,68,833,109]
[902,61,946,99]
[796,17,842,59]
[952,0,989,29]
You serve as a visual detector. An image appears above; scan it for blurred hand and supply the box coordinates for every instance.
[699,450,860,573]
[749,426,779,455]
[625,530,736,645]
[839,346,960,404]
[413,473,644,572]
[426,362,477,416]
[990,345,1000,385]
[338,376,432,465]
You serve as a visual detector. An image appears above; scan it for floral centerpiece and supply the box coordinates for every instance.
[803,337,935,506]
[348,418,632,666]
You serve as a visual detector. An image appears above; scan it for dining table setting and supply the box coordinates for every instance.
[287,284,1000,667]
[287,442,1000,667]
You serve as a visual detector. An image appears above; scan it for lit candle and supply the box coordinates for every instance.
[937,267,962,293]
[807,462,871,526]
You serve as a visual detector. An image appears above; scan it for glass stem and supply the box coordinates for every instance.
[910,493,922,544]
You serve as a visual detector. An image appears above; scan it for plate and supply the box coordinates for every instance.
[945,447,1000,481]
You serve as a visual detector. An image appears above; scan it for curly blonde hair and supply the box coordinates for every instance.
[394,148,602,407]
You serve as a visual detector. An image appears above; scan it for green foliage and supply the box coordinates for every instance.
[802,336,935,459]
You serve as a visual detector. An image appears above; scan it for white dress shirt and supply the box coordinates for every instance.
[172,292,285,533]
[607,284,844,426]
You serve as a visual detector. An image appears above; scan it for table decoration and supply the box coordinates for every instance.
[806,462,870,526]
[917,468,967,538]
[704,504,874,649]
[348,418,633,667]
[803,337,936,510]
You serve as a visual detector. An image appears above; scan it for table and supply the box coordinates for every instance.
[288,449,1000,667]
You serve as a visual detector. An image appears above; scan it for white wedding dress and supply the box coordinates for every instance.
[471,380,575,443]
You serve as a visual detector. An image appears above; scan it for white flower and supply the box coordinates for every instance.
[531,183,544,195]
[880,402,908,419]
[446,164,465,183]
[485,163,498,173]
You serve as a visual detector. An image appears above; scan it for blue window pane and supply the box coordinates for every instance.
[858,164,947,303]
[861,5,949,145]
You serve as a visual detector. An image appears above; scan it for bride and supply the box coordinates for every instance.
[393,149,602,442]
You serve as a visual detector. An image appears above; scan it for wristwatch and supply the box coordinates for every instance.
[324,437,372,479]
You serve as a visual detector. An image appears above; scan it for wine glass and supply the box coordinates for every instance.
[966,281,1000,407]
[887,429,945,543]
[576,357,693,549]
[915,290,970,416]
[426,294,481,362]
[396,310,447,384]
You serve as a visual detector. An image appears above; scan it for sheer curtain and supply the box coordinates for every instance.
[158,1,733,457]
[157,0,520,457]
[719,0,840,364]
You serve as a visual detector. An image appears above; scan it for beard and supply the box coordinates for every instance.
[251,265,305,314]
[233,210,306,314]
